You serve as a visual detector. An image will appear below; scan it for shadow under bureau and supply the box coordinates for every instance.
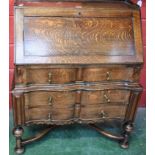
[12,1,143,154]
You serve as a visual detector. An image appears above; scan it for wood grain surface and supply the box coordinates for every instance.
[15,3,143,64]
[24,17,134,57]
[82,66,135,82]
[81,90,130,105]
[27,68,77,84]
[15,1,137,9]
[15,65,140,85]
[12,1,143,150]
[24,91,76,108]
[25,107,74,122]
[80,104,126,120]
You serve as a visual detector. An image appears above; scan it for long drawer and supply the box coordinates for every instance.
[24,91,76,108]
[80,104,127,120]
[24,89,130,108]
[82,67,135,82]
[25,107,74,122]
[19,68,77,84]
[25,104,127,123]
[15,65,138,85]
[81,90,130,105]
[23,90,128,124]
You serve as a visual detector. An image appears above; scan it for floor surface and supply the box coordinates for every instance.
[9,108,146,155]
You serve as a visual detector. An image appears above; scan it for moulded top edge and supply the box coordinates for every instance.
[14,1,140,10]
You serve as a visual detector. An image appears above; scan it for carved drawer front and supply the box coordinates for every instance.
[80,105,126,120]
[82,67,135,82]
[24,68,76,84]
[24,91,76,108]
[81,90,130,105]
[25,107,74,123]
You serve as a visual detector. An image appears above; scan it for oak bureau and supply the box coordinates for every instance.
[12,0,143,154]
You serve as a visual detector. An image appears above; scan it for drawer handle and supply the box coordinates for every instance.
[48,113,52,121]
[17,67,22,76]
[48,96,53,106]
[104,94,110,103]
[48,72,52,84]
[100,110,108,119]
[106,72,110,81]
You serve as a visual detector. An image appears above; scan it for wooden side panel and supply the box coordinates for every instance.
[12,94,25,126]
[125,90,142,122]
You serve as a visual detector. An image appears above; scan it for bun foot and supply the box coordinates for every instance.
[120,141,129,149]
[13,127,24,154]
[15,146,25,154]
[120,122,133,149]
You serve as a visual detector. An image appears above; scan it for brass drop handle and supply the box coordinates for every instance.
[106,71,110,81]
[17,67,22,76]
[48,96,53,106]
[100,110,108,119]
[104,94,110,103]
[48,72,52,84]
[48,113,52,121]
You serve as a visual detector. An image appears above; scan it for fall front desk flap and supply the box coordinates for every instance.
[14,1,143,64]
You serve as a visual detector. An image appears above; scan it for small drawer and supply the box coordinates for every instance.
[80,105,126,120]
[25,107,74,122]
[28,68,77,84]
[82,67,134,82]
[24,91,76,108]
[16,67,77,84]
[81,90,130,105]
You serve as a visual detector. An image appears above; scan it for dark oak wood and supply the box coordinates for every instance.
[13,127,25,154]
[15,0,133,2]
[14,1,135,8]
[15,2,143,64]
[17,67,77,84]
[24,91,76,108]
[81,90,130,105]
[82,66,136,82]
[89,124,124,140]
[12,82,142,93]
[120,122,133,148]
[15,65,141,85]
[21,126,55,145]
[24,17,134,56]
[25,107,74,122]
[12,1,143,153]
[80,104,127,120]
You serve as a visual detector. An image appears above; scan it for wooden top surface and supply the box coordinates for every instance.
[15,1,139,10]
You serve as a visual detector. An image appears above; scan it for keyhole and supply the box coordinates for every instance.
[78,12,81,16]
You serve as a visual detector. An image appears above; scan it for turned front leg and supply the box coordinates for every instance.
[12,92,25,153]
[13,127,25,154]
[120,122,133,149]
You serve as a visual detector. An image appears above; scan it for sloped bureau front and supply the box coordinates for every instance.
[12,1,143,154]
[15,2,143,64]
[24,17,135,56]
